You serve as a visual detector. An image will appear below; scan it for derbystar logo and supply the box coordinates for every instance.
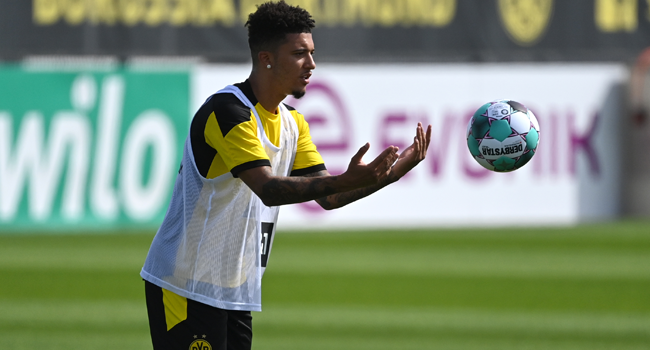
[481,143,523,156]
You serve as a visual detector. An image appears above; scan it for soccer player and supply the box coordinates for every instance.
[140,1,432,349]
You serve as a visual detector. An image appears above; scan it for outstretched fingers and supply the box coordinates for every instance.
[351,142,371,164]
[369,145,399,179]
[426,124,432,150]
[410,123,423,160]
[417,123,432,160]
[419,124,426,157]
[368,146,397,168]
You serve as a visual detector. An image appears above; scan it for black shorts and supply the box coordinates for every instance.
[144,280,253,350]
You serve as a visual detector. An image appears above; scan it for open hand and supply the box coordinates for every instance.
[340,143,399,189]
[389,123,432,181]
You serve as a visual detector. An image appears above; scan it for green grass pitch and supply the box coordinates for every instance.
[0,221,649,350]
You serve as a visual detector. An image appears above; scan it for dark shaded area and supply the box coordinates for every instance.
[1,0,649,63]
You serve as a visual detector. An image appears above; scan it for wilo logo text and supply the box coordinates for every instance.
[0,73,183,224]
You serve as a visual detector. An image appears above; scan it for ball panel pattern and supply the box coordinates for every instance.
[528,110,540,131]
[507,100,528,113]
[509,111,531,134]
[493,156,516,171]
[514,150,535,169]
[473,103,491,119]
[475,157,495,171]
[471,116,491,139]
[526,128,539,150]
[488,120,512,142]
[467,135,481,156]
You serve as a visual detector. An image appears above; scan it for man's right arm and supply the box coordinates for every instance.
[238,143,398,207]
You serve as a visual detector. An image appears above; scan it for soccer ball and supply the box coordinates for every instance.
[466,99,540,172]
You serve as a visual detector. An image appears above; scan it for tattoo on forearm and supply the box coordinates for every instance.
[259,169,394,208]
[303,171,392,210]
[261,172,338,206]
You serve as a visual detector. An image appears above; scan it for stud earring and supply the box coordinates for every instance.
[266,64,271,69]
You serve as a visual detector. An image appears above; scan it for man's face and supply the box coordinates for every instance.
[272,33,316,99]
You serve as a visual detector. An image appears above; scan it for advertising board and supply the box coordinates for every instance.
[193,63,628,228]
[0,63,628,231]
[0,66,190,230]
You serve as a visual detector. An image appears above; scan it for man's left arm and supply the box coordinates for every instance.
[309,123,432,210]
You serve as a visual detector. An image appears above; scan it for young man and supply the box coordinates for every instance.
[141,1,432,349]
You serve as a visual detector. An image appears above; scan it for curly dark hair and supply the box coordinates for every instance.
[245,1,315,62]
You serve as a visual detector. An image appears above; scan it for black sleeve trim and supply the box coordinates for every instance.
[290,164,327,177]
[283,103,296,111]
[231,159,271,178]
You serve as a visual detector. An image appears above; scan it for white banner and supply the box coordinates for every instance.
[193,64,628,228]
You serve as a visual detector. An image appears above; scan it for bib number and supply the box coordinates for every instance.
[260,222,274,267]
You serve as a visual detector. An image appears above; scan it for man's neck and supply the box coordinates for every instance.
[248,72,285,114]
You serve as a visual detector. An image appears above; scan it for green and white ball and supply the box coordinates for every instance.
[466,99,540,172]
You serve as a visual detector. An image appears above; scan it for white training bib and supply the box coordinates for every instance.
[141,85,298,311]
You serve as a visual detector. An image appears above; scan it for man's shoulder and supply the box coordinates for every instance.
[199,92,254,136]
[206,81,257,125]
[207,92,250,117]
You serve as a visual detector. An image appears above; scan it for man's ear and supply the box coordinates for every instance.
[258,51,274,68]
